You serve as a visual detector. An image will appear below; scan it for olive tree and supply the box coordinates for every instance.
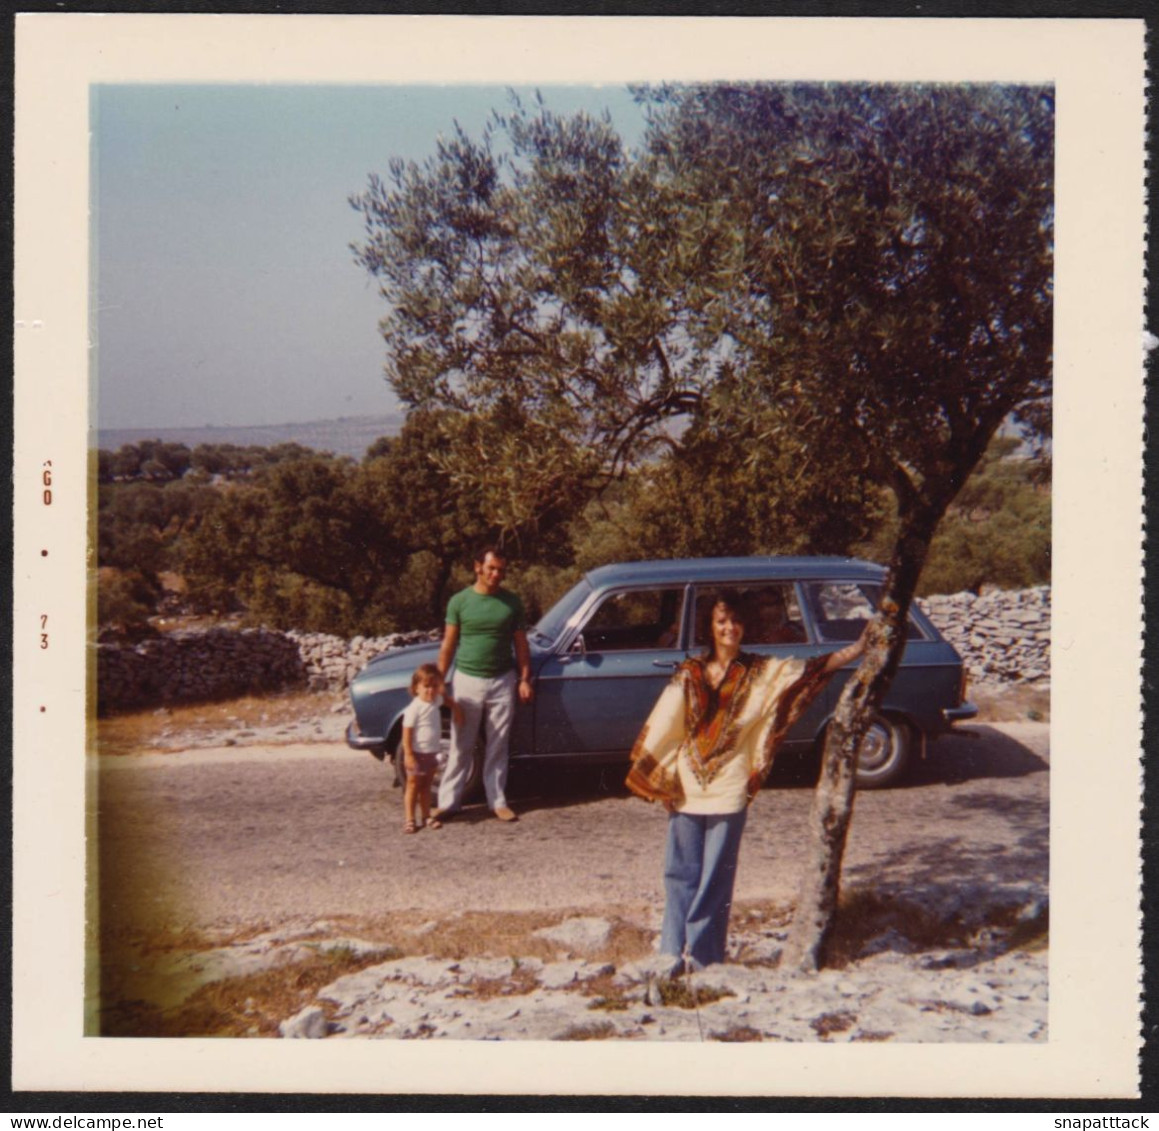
[635,83,1052,969]
[351,83,1052,968]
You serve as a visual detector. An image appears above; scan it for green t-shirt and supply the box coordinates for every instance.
[447,587,527,678]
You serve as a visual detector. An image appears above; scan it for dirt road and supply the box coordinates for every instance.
[96,722,1048,938]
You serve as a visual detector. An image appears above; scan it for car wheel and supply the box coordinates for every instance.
[854,714,912,790]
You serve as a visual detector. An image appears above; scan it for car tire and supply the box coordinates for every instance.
[854,714,912,790]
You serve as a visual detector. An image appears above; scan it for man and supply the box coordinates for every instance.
[434,546,533,822]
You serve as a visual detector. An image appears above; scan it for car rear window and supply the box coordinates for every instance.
[803,581,928,642]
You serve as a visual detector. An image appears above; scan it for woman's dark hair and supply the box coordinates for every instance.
[697,588,751,649]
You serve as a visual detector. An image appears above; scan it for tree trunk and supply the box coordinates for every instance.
[785,502,943,973]
[430,555,454,627]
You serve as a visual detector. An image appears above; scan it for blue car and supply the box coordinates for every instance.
[346,557,977,791]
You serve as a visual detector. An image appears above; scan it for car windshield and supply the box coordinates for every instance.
[532,578,594,645]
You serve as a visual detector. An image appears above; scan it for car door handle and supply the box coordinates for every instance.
[652,660,680,670]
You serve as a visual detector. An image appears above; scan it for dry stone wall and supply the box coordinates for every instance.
[97,589,1048,711]
[917,586,1050,688]
[285,629,441,693]
[97,628,307,712]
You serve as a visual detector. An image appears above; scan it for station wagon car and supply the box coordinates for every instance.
[346,557,978,791]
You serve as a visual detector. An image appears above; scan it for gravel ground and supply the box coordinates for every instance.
[92,716,1048,1041]
[96,721,1047,930]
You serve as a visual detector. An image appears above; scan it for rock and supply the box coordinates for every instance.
[533,917,613,952]
[1017,898,1047,923]
[279,1006,329,1039]
[858,929,917,959]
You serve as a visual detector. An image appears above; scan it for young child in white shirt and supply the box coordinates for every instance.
[401,663,459,833]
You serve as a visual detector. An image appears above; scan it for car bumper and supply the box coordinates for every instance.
[346,719,387,756]
[942,701,979,724]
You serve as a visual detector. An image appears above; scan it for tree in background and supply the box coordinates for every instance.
[349,97,700,548]
[353,82,1052,968]
[180,452,396,635]
[907,437,1051,596]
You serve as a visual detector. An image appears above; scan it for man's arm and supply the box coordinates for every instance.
[437,624,459,678]
[514,629,534,703]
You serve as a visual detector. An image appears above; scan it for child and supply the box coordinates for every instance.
[400,664,459,834]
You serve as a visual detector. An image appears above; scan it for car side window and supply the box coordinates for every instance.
[804,582,926,642]
[692,583,807,648]
[577,588,686,652]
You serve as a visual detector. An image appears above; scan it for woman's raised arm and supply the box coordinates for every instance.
[822,623,871,674]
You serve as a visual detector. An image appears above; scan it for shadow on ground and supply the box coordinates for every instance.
[502,723,1047,809]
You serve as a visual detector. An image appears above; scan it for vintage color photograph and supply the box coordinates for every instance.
[91,78,1054,1045]
[13,15,1143,1098]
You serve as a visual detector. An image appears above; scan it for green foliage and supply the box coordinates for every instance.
[238,567,361,636]
[920,452,1051,595]
[97,568,158,634]
[853,437,1051,595]
[352,84,1052,568]
[97,479,215,580]
[176,416,517,634]
[582,402,889,564]
[95,86,1054,645]
[102,440,192,483]
[636,84,1052,529]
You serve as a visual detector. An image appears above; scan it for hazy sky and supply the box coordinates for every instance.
[93,84,647,429]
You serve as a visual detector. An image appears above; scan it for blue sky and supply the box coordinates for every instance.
[92,84,647,429]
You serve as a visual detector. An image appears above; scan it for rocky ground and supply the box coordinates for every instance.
[183,903,1047,1043]
[94,692,1049,1043]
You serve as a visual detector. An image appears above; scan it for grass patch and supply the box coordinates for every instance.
[96,689,345,755]
[711,1025,764,1042]
[386,910,654,969]
[822,890,955,968]
[822,889,1049,968]
[656,978,734,1010]
[446,969,541,1001]
[810,1010,857,1039]
[557,1020,618,1041]
[588,996,631,1012]
[731,900,794,966]
[100,943,400,1037]
[851,1029,895,1042]
[970,685,1050,723]
[990,904,1049,953]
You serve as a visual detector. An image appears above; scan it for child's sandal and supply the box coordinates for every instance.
[404,820,417,834]
[427,818,443,830]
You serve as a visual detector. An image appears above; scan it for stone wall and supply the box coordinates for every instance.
[97,628,308,712]
[97,627,440,713]
[918,586,1051,688]
[97,588,1049,711]
[285,629,441,693]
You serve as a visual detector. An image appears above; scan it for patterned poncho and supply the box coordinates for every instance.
[625,651,833,814]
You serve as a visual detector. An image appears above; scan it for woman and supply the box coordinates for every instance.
[626,588,868,973]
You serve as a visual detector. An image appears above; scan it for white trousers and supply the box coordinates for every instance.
[438,669,517,812]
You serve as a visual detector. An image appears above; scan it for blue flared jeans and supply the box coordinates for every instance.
[659,808,748,970]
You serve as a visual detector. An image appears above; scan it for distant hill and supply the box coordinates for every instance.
[97,413,407,461]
